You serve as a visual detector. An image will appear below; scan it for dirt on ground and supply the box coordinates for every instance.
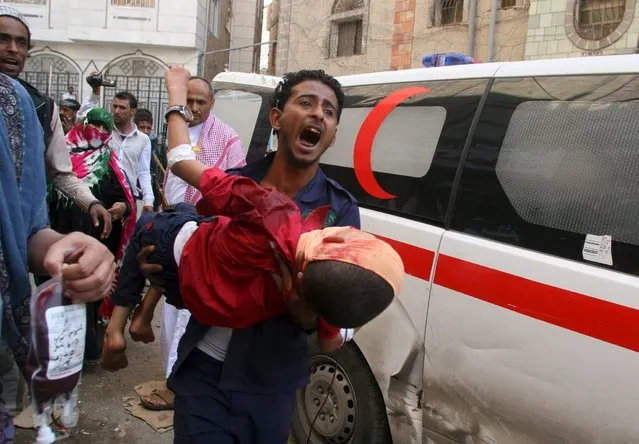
[14,307,298,444]
[15,309,172,444]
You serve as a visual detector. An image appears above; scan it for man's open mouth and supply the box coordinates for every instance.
[299,126,322,148]
[1,59,20,67]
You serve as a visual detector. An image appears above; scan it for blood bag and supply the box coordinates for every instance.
[27,278,85,443]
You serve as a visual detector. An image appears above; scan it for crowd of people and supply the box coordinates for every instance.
[0,5,405,444]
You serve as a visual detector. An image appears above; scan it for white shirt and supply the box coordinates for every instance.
[173,218,233,362]
[164,123,204,205]
[173,221,199,265]
[62,92,77,101]
[77,92,100,121]
[109,125,154,206]
[166,121,232,361]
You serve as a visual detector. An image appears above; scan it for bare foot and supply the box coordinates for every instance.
[129,305,155,343]
[100,330,129,372]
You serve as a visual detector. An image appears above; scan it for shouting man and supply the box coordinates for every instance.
[130,76,246,411]
[143,66,360,443]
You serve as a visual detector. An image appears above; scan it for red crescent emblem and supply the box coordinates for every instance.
[353,86,431,200]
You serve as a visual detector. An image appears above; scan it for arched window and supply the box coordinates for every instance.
[328,0,366,58]
[21,53,80,101]
[575,0,625,41]
[104,56,168,133]
[332,0,364,14]
[441,0,464,25]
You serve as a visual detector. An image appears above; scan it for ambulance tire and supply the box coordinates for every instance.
[291,338,392,444]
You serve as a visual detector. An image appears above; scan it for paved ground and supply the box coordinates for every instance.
[15,309,172,444]
[14,306,298,444]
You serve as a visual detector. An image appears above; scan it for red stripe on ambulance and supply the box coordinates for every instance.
[434,254,639,353]
[375,236,639,353]
[374,235,435,281]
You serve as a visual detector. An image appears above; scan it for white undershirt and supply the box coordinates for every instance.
[164,123,204,205]
[166,122,232,361]
[165,125,232,361]
[173,221,199,266]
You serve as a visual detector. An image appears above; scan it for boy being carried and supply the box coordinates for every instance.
[100,68,404,372]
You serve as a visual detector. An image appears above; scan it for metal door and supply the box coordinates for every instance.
[103,57,168,134]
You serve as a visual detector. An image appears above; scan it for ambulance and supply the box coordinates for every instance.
[212,54,639,444]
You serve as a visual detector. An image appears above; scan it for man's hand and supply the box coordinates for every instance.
[269,242,302,301]
[165,66,191,95]
[86,71,101,95]
[270,243,317,329]
[43,232,116,302]
[138,245,164,290]
[89,203,112,239]
[60,114,74,134]
[108,202,127,221]
[143,205,154,213]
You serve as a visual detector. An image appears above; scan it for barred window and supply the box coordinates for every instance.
[328,0,365,58]
[575,0,625,40]
[501,0,517,8]
[441,0,464,25]
[111,0,155,7]
[332,0,364,14]
[336,20,363,57]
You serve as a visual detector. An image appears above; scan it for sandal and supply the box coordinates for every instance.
[140,387,175,411]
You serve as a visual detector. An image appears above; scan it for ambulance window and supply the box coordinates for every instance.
[322,106,446,177]
[451,75,639,276]
[213,90,263,153]
[497,100,639,246]
[321,78,489,225]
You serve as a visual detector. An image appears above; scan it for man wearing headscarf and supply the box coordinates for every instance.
[59,97,81,134]
[0,5,112,237]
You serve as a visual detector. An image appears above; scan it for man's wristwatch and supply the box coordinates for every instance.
[165,105,193,123]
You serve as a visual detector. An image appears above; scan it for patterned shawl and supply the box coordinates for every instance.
[180,113,246,204]
[63,119,137,316]
[0,73,48,376]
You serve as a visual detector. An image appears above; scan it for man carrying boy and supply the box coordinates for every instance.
[133,66,364,443]
[101,128,403,368]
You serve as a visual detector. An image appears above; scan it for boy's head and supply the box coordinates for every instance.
[134,108,154,136]
[294,227,404,328]
[269,70,345,168]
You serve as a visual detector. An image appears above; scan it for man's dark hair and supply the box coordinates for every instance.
[270,70,344,121]
[302,260,393,328]
[114,91,138,109]
[134,108,153,124]
[189,76,214,99]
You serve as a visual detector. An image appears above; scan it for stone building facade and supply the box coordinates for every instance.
[524,0,638,59]
[270,0,529,76]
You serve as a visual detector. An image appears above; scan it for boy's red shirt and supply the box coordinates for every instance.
[178,168,329,329]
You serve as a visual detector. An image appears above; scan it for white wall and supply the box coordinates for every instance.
[229,0,259,72]
[15,0,208,50]
[27,43,199,100]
